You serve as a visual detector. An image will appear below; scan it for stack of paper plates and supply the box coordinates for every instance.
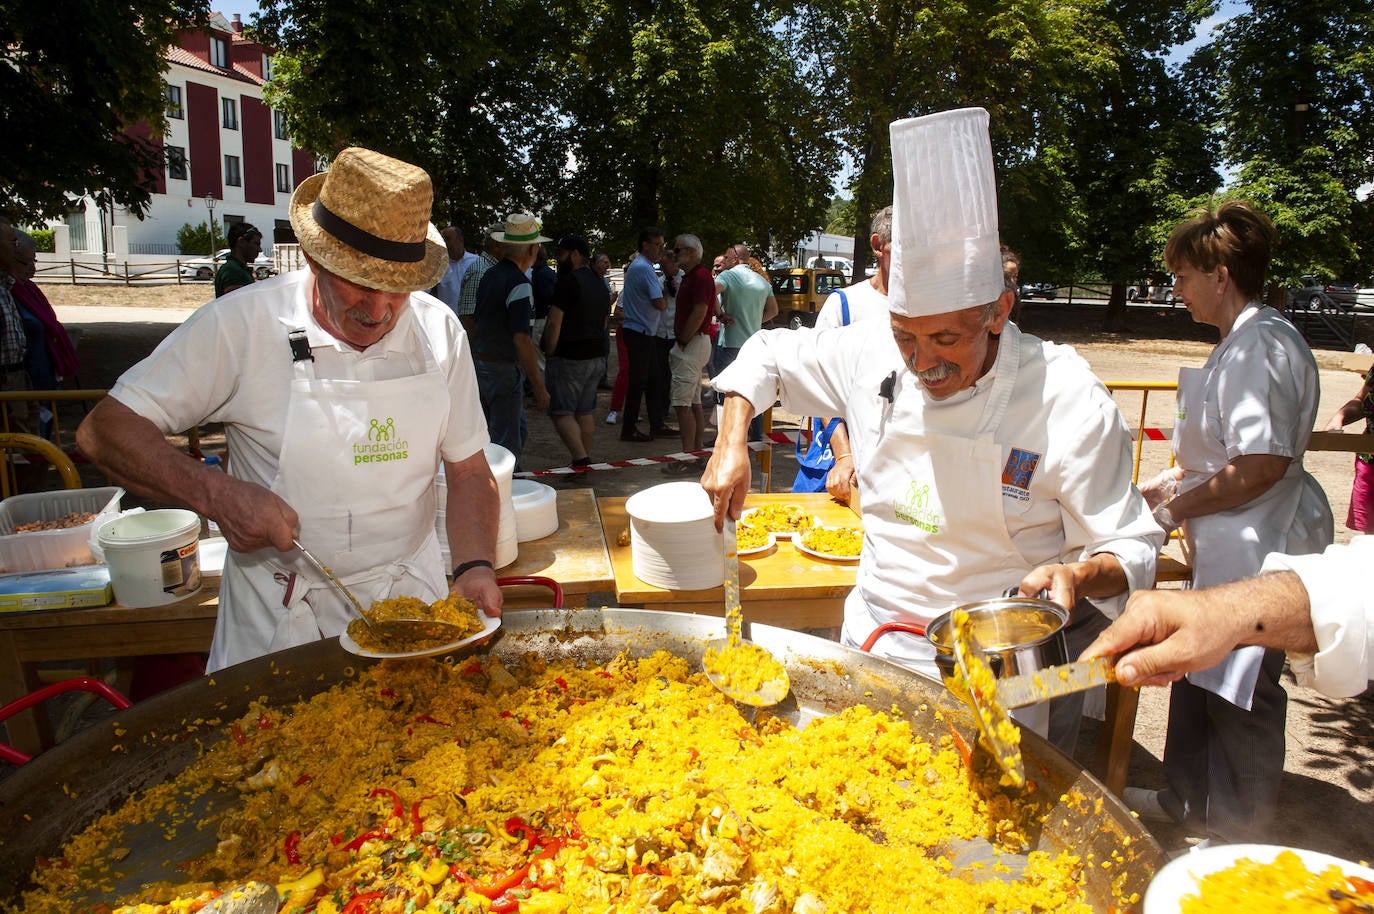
[626,482,723,591]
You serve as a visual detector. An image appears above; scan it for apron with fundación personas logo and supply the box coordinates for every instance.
[208,321,452,670]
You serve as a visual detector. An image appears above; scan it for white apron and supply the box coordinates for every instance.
[1174,349,1330,707]
[207,323,450,671]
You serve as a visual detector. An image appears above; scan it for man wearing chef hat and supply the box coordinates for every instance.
[701,109,1164,749]
[77,147,503,672]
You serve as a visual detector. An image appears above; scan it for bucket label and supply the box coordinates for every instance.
[160,541,202,596]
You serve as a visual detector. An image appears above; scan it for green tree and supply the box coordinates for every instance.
[1205,0,1374,288]
[535,0,839,259]
[824,194,856,235]
[0,0,210,223]
[253,0,560,231]
[176,221,214,255]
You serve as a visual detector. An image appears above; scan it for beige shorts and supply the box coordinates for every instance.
[668,334,712,407]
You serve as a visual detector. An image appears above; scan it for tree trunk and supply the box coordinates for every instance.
[1103,282,1129,332]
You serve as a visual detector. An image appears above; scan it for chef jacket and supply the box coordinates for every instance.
[110,270,489,670]
[714,319,1162,678]
[1172,302,1333,705]
[1262,537,1373,698]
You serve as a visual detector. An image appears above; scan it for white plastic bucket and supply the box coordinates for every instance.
[96,509,202,608]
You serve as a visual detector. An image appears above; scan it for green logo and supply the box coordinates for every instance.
[353,416,409,465]
[894,480,942,533]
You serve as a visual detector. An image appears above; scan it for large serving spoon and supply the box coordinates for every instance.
[950,608,1115,787]
[703,516,791,707]
[201,882,278,914]
[292,538,467,642]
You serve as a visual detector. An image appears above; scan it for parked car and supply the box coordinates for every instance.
[179,249,275,282]
[768,267,848,329]
[1288,275,1358,312]
[1020,282,1057,300]
[1126,278,1176,304]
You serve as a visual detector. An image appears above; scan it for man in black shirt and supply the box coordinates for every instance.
[472,213,550,463]
[542,235,611,466]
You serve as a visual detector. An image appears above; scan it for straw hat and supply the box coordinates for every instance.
[289,147,448,293]
[492,212,551,244]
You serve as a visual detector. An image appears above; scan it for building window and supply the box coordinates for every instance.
[165,84,183,119]
[262,53,273,80]
[222,97,237,130]
[273,109,288,140]
[275,163,291,193]
[210,36,228,68]
[224,154,242,187]
[167,146,188,181]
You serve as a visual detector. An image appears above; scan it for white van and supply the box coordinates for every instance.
[806,255,853,277]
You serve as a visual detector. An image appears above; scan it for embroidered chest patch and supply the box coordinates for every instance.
[1001,448,1041,503]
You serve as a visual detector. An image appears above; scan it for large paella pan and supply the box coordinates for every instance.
[0,608,1164,912]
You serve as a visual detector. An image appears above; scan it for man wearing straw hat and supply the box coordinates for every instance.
[701,109,1164,750]
[77,147,503,672]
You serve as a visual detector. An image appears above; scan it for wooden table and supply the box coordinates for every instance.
[0,489,613,759]
[598,492,859,629]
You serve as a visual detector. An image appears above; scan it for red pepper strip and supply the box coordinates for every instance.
[341,890,386,914]
[414,714,448,725]
[1352,876,1374,895]
[472,865,530,900]
[229,723,247,745]
[462,660,483,675]
[283,830,302,865]
[294,774,313,787]
[554,676,568,691]
[944,717,974,769]
[504,815,537,852]
[256,712,272,730]
[411,796,437,834]
[369,787,404,820]
[330,832,344,846]
[379,687,395,697]
[343,827,390,852]
[489,894,520,914]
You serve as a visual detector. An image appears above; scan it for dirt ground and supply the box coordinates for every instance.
[33,281,1374,862]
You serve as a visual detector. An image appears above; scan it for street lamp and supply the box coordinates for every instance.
[205,193,217,257]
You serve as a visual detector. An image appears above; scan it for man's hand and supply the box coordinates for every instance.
[700,394,755,530]
[451,565,504,618]
[1079,589,1240,687]
[532,383,551,411]
[1015,563,1079,615]
[825,457,855,504]
[207,476,300,554]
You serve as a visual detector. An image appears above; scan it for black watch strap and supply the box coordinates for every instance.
[452,559,494,578]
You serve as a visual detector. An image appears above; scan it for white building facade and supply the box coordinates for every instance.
[56,12,315,261]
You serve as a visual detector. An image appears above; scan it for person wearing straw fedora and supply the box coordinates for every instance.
[471,211,551,464]
[76,146,504,673]
[700,108,1164,755]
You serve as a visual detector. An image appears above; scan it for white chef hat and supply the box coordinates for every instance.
[887,108,1005,319]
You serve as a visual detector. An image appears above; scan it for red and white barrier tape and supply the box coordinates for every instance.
[514,427,1175,478]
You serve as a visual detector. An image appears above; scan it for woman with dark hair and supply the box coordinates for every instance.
[1130,200,1333,842]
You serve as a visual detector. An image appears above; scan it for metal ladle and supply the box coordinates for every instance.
[703,516,791,707]
[292,538,467,642]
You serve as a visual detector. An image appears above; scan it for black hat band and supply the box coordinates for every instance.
[311,200,426,263]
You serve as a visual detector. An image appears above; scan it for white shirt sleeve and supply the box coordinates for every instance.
[814,292,844,330]
[1261,538,1373,697]
[1215,321,1312,460]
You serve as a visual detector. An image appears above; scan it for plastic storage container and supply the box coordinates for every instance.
[0,487,125,573]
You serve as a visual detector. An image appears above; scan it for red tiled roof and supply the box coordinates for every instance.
[166,46,264,86]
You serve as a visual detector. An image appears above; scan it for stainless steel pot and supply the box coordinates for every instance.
[0,608,1163,912]
[925,597,1069,688]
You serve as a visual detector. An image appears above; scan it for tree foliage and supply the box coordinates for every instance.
[0,0,209,223]
[1205,0,1374,282]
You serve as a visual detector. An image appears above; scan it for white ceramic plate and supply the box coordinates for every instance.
[793,527,862,563]
[1143,843,1374,913]
[198,537,228,577]
[338,611,501,660]
[736,531,776,557]
[740,506,819,540]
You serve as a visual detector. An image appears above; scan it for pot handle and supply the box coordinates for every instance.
[859,621,926,653]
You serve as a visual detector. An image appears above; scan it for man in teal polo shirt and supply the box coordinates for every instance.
[714,243,777,439]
